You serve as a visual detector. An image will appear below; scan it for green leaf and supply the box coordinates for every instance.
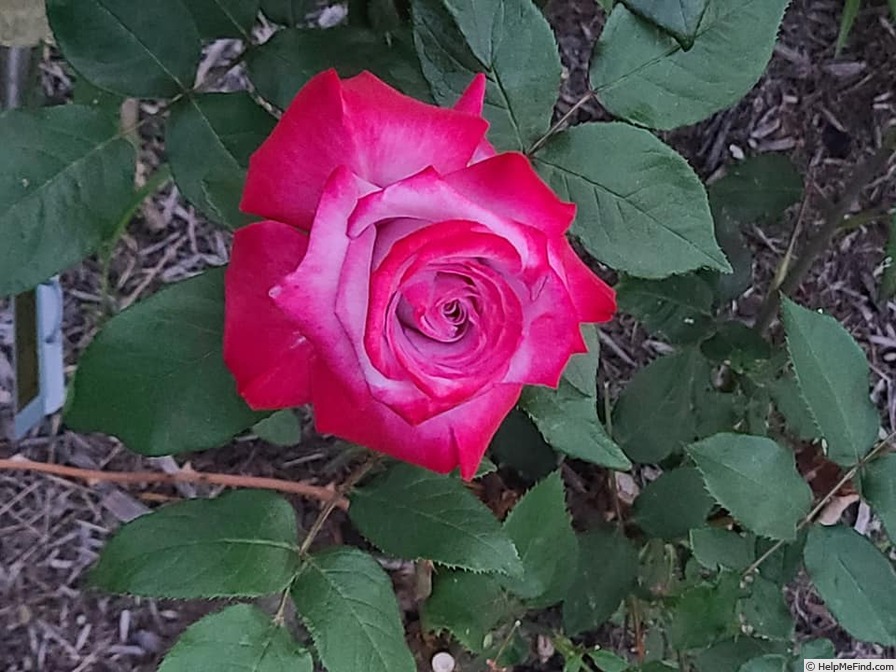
[668,573,741,649]
[253,410,301,447]
[701,322,772,372]
[490,408,559,481]
[690,528,754,572]
[688,433,812,541]
[535,123,729,278]
[836,0,861,56]
[805,524,896,645]
[592,0,789,129]
[167,93,274,229]
[182,0,259,38]
[756,534,806,587]
[881,213,896,300]
[72,77,125,111]
[259,0,311,25]
[709,203,753,302]
[769,373,821,441]
[501,472,577,605]
[792,639,835,671]
[705,154,802,301]
[563,324,602,397]
[563,528,638,635]
[422,570,515,652]
[617,274,715,344]
[90,490,299,597]
[292,547,416,672]
[583,650,628,672]
[434,0,501,64]
[66,269,265,455]
[708,155,803,225]
[46,0,201,98]
[349,463,522,575]
[739,655,788,672]
[695,639,786,672]
[248,27,431,110]
[782,297,879,466]
[633,468,714,539]
[862,454,896,541]
[158,604,312,672]
[0,105,135,295]
[613,349,712,463]
[520,340,632,472]
[739,575,793,640]
[621,0,707,48]
[412,0,561,151]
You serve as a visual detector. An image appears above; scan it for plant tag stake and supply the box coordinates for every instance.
[11,279,65,439]
[3,44,66,439]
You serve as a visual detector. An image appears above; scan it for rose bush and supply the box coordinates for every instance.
[224,70,616,478]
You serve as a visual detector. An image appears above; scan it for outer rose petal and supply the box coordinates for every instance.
[242,70,488,229]
[445,153,576,236]
[272,166,378,382]
[502,270,585,387]
[224,221,313,409]
[550,238,617,323]
[452,73,496,163]
[311,354,521,478]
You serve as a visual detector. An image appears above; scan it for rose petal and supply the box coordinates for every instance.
[242,70,488,229]
[445,152,575,236]
[272,166,375,373]
[550,238,617,323]
[502,268,585,387]
[311,354,521,478]
[349,167,550,279]
[272,167,446,425]
[452,73,496,163]
[365,221,525,403]
[224,220,314,409]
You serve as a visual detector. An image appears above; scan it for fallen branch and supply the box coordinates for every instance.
[0,456,347,510]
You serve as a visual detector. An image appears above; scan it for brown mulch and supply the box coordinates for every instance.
[1,1,896,670]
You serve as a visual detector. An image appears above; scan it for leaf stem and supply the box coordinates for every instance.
[526,90,595,156]
[741,432,894,577]
[754,136,896,332]
[0,455,346,508]
[488,619,522,670]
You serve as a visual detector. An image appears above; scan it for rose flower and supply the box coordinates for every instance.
[224,70,615,478]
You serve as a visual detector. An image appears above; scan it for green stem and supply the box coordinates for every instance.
[526,90,595,156]
[742,433,894,578]
[98,164,173,317]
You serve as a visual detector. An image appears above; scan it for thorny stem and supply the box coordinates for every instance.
[297,454,379,556]
[0,456,346,507]
[741,433,894,578]
[754,136,896,333]
[526,90,596,156]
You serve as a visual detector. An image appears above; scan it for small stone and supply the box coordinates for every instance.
[431,651,456,672]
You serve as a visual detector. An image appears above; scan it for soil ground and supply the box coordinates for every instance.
[1,1,895,670]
